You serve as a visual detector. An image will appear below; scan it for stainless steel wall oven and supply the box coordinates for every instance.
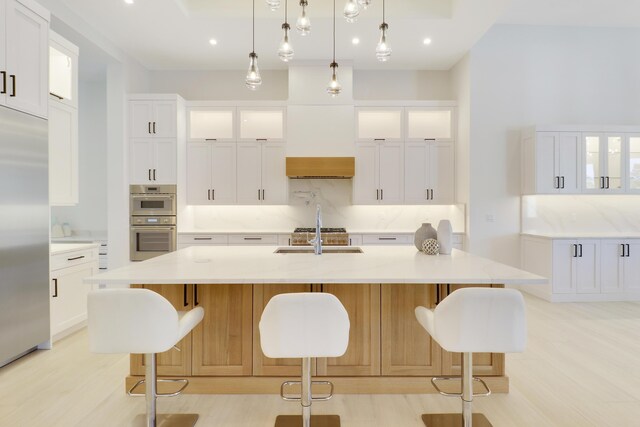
[130,185,177,261]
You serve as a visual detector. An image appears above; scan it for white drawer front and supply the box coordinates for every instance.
[362,234,412,245]
[51,248,97,271]
[228,234,279,245]
[178,234,229,245]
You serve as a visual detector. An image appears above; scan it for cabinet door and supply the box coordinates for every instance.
[129,101,154,138]
[238,108,284,141]
[379,142,404,204]
[50,263,95,338]
[353,142,379,204]
[186,143,212,205]
[381,284,441,376]
[211,142,237,204]
[404,142,429,203]
[627,135,640,193]
[356,108,403,141]
[153,101,177,138]
[253,284,313,376]
[581,134,603,193]
[236,142,263,204]
[600,240,623,293]
[130,284,192,377]
[406,108,453,142]
[575,240,600,294]
[5,0,49,118]
[552,240,576,294]
[192,284,253,376]
[623,240,640,292]
[429,143,454,204]
[152,139,176,184]
[603,134,625,192]
[49,101,78,206]
[534,132,559,193]
[49,36,77,108]
[130,139,154,184]
[557,133,579,193]
[0,0,5,107]
[261,142,287,205]
[440,285,504,376]
[317,284,380,376]
[188,108,235,141]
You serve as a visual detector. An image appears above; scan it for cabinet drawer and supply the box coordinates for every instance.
[228,234,278,245]
[362,234,412,245]
[51,248,97,271]
[178,234,228,245]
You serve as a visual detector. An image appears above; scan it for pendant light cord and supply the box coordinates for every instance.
[285,0,288,23]
[252,0,255,53]
[383,0,385,23]
[332,0,336,62]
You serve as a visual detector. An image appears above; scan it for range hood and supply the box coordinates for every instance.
[286,157,355,179]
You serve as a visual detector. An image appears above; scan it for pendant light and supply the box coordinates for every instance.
[375,0,391,62]
[343,0,360,23]
[246,0,262,90]
[327,0,341,97]
[357,0,372,9]
[265,0,280,11]
[296,0,311,36]
[278,0,294,61]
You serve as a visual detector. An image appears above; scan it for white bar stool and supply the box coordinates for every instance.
[259,292,350,427]
[88,289,204,427]
[415,287,526,427]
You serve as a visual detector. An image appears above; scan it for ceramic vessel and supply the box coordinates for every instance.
[421,238,440,255]
[437,219,453,254]
[414,223,437,250]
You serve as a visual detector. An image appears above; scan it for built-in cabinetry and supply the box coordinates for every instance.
[187,106,288,205]
[129,95,184,185]
[354,106,455,205]
[48,31,79,206]
[50,244,99,341]
[0,0,49,118]
[521,234,640,302]
[522,126,640,194]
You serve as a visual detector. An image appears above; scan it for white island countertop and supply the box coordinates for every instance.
[86,246,546,286]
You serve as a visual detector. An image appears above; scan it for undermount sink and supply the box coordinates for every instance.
[275,246,364,254]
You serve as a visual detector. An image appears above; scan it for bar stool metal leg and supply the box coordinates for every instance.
[422,353,492,427]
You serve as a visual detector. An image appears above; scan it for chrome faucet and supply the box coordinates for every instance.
[308,204,322,255]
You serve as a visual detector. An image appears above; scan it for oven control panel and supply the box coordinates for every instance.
[131,216,177,226]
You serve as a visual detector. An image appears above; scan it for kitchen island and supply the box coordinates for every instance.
[86,246,546,394]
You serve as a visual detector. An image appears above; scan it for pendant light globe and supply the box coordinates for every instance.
[343,0,360,22]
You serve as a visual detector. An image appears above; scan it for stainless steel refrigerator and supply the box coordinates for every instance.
[0,105,50,367]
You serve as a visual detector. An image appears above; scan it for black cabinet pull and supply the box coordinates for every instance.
[554,176,559,189]
[606,176,610,189]
[194,237,212,241]
[50,92,64,100]
[376,189,379,200]
[148,169,152,181]
[621,244,626,257]
[379,237,397,241]
[435,284,441,306]
[258,189,261,200]
[573,244,578,258]
[381,189,384,200]
[148,122,152,134]
[579,244,583,258]
[446,284,451,296]
[600,176,605,189]
[52,278,58,298]
[208,189,211,200]
[153,122,156,134]
[561,176,565,189]
[424,138,436,141]
[67,255,85,261]
[0,71,5,94]
[256,138,267,141]
[153,169,156,181]
[212,189,215,200]
[244,237,262,241]
[205,138,217,141]
[374,138,385,141]
[194,284,199,306]
[430,189,434,200]
[9,74,15,97]
[183,284,188,307]
[626,244,631,257]
[262,189,265,200]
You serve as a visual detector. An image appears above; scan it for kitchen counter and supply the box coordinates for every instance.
[522,232,640,239]
[87,245,545,286]
[51,242,99,255]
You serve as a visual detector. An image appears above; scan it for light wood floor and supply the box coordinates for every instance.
[1,294,639,427]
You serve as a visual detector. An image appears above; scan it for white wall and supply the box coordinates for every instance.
[354,70,453,100]
[467,24,640,266]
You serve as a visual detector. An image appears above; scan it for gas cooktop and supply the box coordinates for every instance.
[294,227,347,233]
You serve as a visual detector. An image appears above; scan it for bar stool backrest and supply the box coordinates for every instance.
[88,289,180,354]
[434,288,526,353]
[259,292,350,359]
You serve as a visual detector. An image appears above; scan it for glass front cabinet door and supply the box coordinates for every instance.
[580,133,625,193]
[627,134,640,193]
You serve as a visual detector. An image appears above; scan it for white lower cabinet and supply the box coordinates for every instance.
[522,236,640,302]
[50,246,98,341]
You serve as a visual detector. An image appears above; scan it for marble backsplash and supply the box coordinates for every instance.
[522,195,640,233]
[180,180,465,232]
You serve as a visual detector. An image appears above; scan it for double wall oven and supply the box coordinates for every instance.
[130,185,177,261]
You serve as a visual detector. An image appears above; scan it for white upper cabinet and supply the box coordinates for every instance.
[49,101,77,205]
[628,134,640,193]
[580,133,625,193]
[353,141,404,205]
[356,108,403,141]
[1,0,49,118]
[49,31,77,108]
[238,108,285,141]
[261,142,287,204]
[236,141,287,205]
[130,100,177,138]
[188,108,235,141]
[130,138,176,184]
[353,142,379,204]
[404,141,454,204]
[406,107,454,142]
[187,142,237,205]
[521,131,579,194]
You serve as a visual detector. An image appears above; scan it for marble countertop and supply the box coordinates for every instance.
[51,243,99,255]
[86,245,546,286]
[522,232,640,239]
[179,229,465,235]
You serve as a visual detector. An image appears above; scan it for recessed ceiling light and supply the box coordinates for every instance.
[423,38,432,45]
[124,0,134,4]
[209,39,218,46]
[352,37,360,45]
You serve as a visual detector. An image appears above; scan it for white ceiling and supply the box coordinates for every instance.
[59,0,511,70]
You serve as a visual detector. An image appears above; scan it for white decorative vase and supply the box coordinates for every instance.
[414,223,437,251]
[437,220,453,254]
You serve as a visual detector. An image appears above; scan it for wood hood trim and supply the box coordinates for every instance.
[286,157,355,178]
